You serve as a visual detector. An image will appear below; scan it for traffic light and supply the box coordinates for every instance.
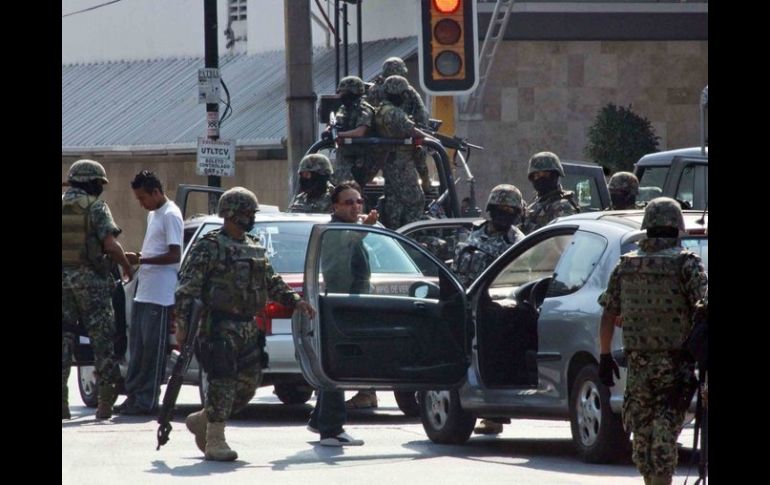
[418,0,479,96]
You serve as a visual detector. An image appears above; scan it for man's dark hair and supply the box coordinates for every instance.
[130,170,163,194]
[331,180,361,203]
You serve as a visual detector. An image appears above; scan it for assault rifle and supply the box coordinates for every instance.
[156,298,204,450]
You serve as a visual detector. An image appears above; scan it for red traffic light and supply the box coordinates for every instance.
[433,0,460,14]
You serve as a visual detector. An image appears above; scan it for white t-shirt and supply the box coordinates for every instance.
[134,199,184,306]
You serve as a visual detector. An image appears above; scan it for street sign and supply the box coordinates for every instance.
[196,137,236,177]
[198,68,221,104]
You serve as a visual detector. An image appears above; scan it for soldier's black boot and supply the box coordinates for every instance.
[96,383,116,420]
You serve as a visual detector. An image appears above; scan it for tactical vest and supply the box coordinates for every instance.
[617,251,692,351]
[62,195,109,273]
[205,231,268,317]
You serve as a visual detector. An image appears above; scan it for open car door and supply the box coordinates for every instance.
[293,223,471,391]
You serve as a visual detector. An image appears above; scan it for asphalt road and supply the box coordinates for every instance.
[62,372,701,485]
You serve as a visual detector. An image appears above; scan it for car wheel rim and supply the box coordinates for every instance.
[80,367,96,396]
[576,379,602,447]
[425,391,451,429]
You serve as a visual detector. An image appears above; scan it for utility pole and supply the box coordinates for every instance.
[284,0,317,205]
[204,0,220,213]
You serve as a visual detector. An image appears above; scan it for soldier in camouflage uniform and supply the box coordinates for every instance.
[608,171,641,210]
[329,76,376,188]
[62,159,134,420]
[373,75,431,229]
[451,184,525,436]
[520,152,580,234]
[598,197,707,485]
[177,187,316,461]
[365,57,432,192]
[288,154,335,214]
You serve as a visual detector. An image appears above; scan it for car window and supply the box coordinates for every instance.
[547,231,607,297]
[674,165,696,208]
[489,234,572,290]
[637,166,668,203]
[318,229,450,297]
[563,174,602,212]
[194,221,314,273]
[406,225,473,263]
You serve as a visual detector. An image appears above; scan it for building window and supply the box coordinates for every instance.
[228,0,247,22]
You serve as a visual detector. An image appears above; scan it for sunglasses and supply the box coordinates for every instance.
[339,198,364,206]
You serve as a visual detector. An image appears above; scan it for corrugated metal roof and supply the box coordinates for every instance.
[62,37,417,152]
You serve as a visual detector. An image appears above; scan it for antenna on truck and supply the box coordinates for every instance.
[700,85,708,157]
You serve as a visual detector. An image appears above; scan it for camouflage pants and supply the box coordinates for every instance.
[62,270,120,402]
[204,319,264,422]
[623,351,696,477]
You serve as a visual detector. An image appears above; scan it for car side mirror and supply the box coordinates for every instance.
[409,281,440,299]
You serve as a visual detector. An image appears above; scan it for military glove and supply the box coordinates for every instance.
[598,353,620,387]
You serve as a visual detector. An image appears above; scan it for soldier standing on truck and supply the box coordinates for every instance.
[521,151,580,234]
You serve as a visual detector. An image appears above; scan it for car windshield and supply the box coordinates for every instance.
[637,166,668,203]
[197,221,315,273]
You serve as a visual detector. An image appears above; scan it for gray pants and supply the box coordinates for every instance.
[124,302,170,411]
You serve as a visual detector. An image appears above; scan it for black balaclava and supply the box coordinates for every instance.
[341,92,357,107]
[299,174,330,196]
[488,206,521,232]
[386,94,404,107]
[71,180,104,197]
[532,172,560,196]
[610,192,636,210]
[233,213,256,232]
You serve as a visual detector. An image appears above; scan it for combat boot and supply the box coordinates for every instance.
[185,409,208,452]
[95,383,116,420]
[204,422,238,461]
[650,475,672,485]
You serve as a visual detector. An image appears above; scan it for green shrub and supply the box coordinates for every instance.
[584,103,660,173]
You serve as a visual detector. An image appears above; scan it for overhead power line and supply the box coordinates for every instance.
[62,0,124,19]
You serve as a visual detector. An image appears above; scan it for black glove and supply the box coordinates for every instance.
[599,353,620,387]
[321,130,333,142]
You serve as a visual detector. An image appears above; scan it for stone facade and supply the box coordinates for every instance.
[455,40,708,205]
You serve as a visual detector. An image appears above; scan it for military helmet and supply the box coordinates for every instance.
[608,171,639,195]
[641,197,685,232]
[382,57,408,77]
[383,75,409,96]
[217,187,259,218]
[486,184,524,211]
[67,159,109,184]
[337,76,365,96]
[527,151,565,178]
[298,154,333,176]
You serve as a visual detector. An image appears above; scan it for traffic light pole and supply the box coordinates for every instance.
[284,0,317,205]
[204,0,220,213]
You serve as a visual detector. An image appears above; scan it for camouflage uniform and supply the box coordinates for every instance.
[175,188,302,425]
[521,152,580,234]
[289,154,335,214]
[288,183,334,214]
[599,198,708,482]
[452,185,525,287]
[374,85,425,229]
[366,70,431,192]
[62,160,122,419]
[608,171,641,210]
[332,76,376,187]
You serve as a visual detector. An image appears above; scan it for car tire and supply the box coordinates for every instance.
[77,365,98,408]
[569,364,629,463]
[198,367,209,407]
[273,383,314,405]
[419,390,475,444]
[394,390,420,417]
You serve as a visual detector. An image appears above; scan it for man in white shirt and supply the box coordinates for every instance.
[114,171,184,415]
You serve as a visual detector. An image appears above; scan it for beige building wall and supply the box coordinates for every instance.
[456,40,708,204]
[62,152,289,252]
